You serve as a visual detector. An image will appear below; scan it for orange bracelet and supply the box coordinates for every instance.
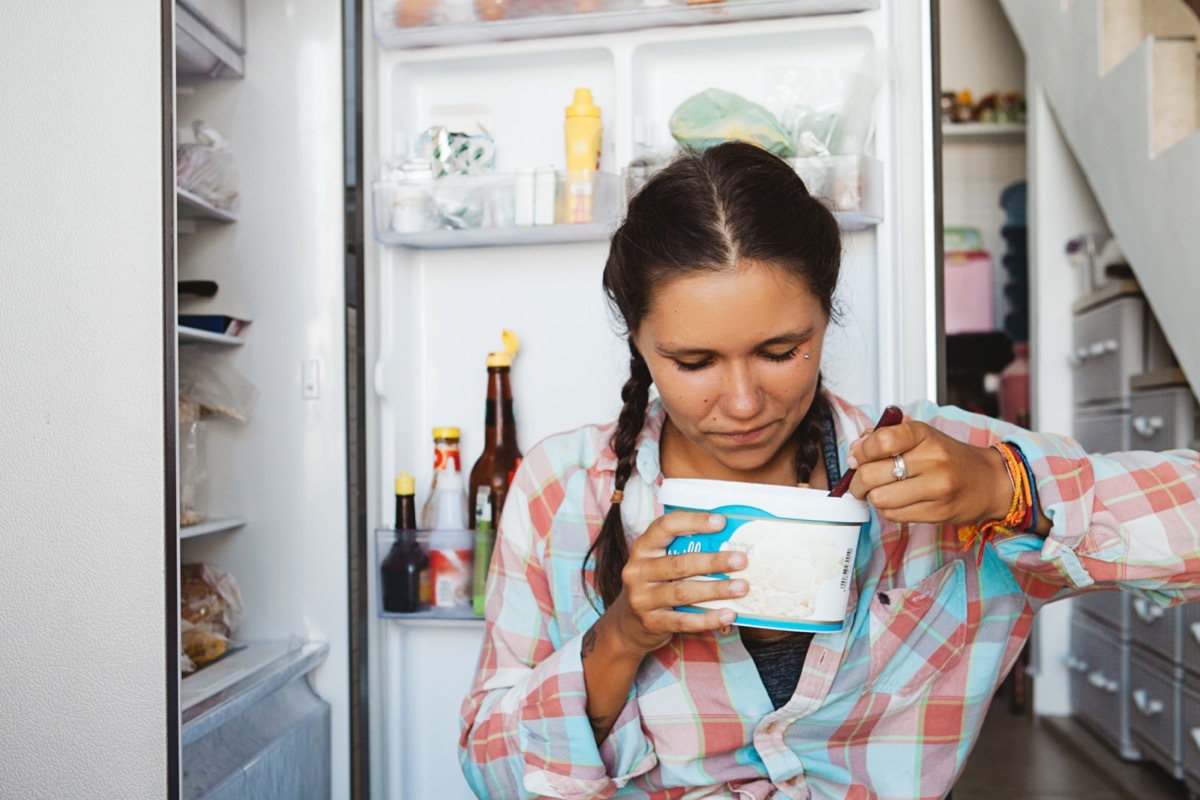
[957,442,1033,565]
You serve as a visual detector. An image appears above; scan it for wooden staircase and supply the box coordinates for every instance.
[1000,0,1200,397]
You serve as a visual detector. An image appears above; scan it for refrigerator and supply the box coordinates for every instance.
[170,0,940,798]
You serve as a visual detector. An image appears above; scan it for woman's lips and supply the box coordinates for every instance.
[716,423,773,445]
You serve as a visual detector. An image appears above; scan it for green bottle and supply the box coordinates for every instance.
[472,486,494,617]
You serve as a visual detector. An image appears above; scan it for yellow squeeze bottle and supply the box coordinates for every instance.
[564,88,602,224]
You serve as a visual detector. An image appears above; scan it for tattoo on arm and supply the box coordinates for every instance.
[581,627,597,659]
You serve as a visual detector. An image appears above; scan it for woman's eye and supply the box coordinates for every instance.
[762,347,799,363]
[673,358,712,373]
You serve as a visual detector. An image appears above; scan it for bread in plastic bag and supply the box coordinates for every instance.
[179,348,259,422]
[669,88,795,158]
[181,563,244,636]
[181,618,230,673]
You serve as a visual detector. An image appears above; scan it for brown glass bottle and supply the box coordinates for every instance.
[468,353,523,533]
[380,472,425,613]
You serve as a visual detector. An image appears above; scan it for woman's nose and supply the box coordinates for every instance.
[720,363,764,419]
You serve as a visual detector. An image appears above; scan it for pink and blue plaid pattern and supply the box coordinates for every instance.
[459,396,1200,799]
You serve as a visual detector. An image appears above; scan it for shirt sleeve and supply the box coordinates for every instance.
[902,400,1200,611]
[458,453,657,799]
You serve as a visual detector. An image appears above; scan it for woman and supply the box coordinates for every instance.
[458,141,1200,799]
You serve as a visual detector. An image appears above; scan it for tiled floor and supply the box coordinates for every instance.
[954,699,1190,799]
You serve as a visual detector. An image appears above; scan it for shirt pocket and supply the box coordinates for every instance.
[865,559,969,696]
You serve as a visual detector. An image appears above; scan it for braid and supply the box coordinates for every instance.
[583,349,653,609]
[790,377,829,485]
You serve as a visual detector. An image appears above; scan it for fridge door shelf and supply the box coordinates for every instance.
[373,0,878,50]
[181,516,247,539]
[176,0,245,80]
[380,608,485,624]
[372,170,620,249]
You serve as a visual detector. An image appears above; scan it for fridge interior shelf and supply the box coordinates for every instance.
[942,122,1027,143]
[181,516,247,539]
[380,608,485,624]
[177,186,239,224]
[181,640,329,745]
[178,325,246,346]
[176,0,245,80]
[373,170,621,249]
[373,0,878,49]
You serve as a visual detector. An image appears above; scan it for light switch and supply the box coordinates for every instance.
[303,360,321,399]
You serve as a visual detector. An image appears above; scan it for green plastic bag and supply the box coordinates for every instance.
[669,88,796,158]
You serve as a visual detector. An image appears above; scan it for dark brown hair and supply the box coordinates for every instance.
[585,140,843,608]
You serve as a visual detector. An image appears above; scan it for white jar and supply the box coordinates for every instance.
[390,158,434,234]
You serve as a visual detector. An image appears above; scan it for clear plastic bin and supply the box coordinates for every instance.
[372,170,620,248]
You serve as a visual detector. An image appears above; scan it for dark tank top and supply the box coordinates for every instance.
[741,411,843,711]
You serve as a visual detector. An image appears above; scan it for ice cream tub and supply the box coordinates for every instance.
[661,478,869,632]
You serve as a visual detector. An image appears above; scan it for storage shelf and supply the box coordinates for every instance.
[181,640,328,745]
[176,0,244,80]
[177,186,238,224]
[942,122,1027,143]
[378,221,615,249]
[373,0,877,49]
[379,608,485,625]
[178,325,245,346]
[181,516,247,539]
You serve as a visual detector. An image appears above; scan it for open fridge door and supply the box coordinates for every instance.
[361,3,937,796]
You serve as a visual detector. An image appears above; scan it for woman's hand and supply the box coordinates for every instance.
[600,510,748,658]
[846,420,1014,527]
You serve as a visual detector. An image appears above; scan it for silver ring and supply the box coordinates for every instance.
[891,453,908,481]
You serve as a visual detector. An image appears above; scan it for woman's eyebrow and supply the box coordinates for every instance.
[655,328,815,356]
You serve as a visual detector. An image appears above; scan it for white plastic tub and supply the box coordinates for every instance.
[661,478,868,632]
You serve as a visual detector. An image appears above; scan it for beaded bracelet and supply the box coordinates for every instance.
[957,441,1033,565]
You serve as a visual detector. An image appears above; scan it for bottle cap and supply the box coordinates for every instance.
[395,471,415,495]
[566,88,601,118]
[486,330,520,368]
[432,427,461,439]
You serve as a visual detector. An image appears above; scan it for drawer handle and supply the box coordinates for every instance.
[1133,689,1164,716]
[1064,654,1090,672]
[1133,597,1165,623]
[1103,339,1119,353]
[1132,416,1165,438]
[1088,670,1118,692]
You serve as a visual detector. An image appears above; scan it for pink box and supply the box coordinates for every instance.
[944,250,994,334]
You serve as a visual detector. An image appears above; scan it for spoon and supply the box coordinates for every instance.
[828,405,904,498]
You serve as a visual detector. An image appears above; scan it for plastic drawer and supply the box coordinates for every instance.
[1182,601,1200,677]
[1180,675,1200,786]
[1129,387,1199,452]
[1072,295,1146,407]
[1069,614,1141,760]
[1130,598,1182,664]
[179,0,245,51]
[1075,590,1130,638]
[1129,649,1182,777]
[1074,405,1132,454]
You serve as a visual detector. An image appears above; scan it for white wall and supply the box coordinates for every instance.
[0,3,169,799]
[941,0,1027,96]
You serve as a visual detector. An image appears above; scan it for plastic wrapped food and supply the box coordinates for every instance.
[669,89,795,157]
[181,563,244,635]
[176,120,239,211]
[181,619,229,673]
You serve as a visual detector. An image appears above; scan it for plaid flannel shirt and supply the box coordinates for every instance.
[459,394,1200,799]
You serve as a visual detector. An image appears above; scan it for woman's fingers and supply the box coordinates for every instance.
[633,510,726,555]
[849,420,924,467]
[639,548,746,584]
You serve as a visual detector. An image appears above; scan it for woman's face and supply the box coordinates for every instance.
[634,261,828,483]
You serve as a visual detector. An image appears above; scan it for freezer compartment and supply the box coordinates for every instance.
[372,170,621,248]
[1128,649,1182,778]
[1129,386,1199,452]
[1130,596,1182,665]
[1069,613,1142,760]
[373,0,878,49]
[1073,404,1131,454]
